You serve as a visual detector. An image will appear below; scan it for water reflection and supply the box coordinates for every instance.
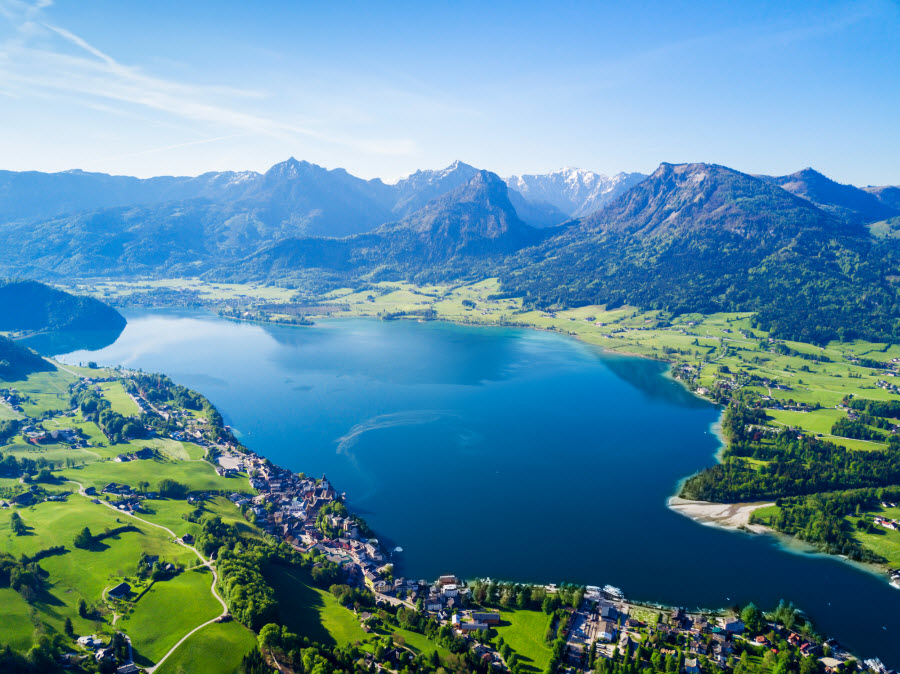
[21,327,125,356]
[600,353,711,408]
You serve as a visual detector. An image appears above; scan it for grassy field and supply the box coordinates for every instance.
[155,620,257,674]
[629,607,662,625]
[0,588,38,651]
[262,562,369,647]
[0,360,266,664]
[3,368,80,417]
[845,504,900,567]
[123,566,223,666]
[492,608,553,673]
[99,381,142,416]
[0,495,197,648]
[70,278,298,304]
[65,455,250,494]
[137,495,261,541]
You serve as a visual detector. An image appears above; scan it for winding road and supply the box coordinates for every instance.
[67,480,229,673]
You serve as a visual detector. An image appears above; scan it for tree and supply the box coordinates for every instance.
[741,603,764,633]
[258,623,281,653]
[137,480,149,493]
[64,617,74,637]
[77,598,88,618]
[10,511,26,536]
[74,527,93,549]
[157,479,189,499]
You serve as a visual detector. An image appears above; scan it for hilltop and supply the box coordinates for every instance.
[499,162,899,344]
[1,159,899,345]
[0,279,126,334]
[760,167,899,225]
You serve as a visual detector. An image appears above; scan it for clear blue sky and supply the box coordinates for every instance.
[0,0,897,185]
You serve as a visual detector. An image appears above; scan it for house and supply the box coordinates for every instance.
[108,582,131,599]
[459,621,488,631]
[598,620,617,641]
[441,583,459,598]
[181,533,194,544]
[13,492,34,506]
[685,658,701,674]
[116,664,140,674]
[439,574,459,585]
[472,612,501,625]
[425,598,443,612]
[77,635,101,649]
[601,605,618,621]
[722,619,744,634]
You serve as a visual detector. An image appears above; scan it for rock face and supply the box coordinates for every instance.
[506,167,647,217]
[378,170,540,261]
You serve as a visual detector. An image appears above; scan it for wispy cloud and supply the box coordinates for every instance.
[91,134,247,164]
[0,1,416,157]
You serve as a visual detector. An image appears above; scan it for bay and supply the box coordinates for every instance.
[59,310,900,665]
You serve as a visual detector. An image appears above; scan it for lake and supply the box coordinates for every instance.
[58,310,900,665]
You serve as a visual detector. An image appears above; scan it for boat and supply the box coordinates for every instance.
[603,585,625,599]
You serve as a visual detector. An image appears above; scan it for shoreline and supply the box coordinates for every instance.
[331,310,900,592]
[37,303,891,666]
[111,303,900,591]
[667,497,773,534]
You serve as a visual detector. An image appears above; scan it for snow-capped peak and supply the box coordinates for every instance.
[506,167,647,217]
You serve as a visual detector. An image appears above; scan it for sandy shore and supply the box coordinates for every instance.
[668,497,773,534]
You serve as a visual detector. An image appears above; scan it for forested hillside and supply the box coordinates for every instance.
[0,279,126,334]
[0,334,53,378]
[497,163,900,344]
[2,161,900,345]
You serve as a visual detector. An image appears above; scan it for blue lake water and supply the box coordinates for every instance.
[59,310,900,665]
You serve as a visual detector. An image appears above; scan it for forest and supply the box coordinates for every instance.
[680,404,900,502]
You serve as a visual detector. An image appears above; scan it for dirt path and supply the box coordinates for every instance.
[66,480,228,672]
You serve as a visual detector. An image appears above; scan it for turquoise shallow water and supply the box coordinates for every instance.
[58,310,900,665]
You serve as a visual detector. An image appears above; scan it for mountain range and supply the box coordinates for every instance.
[1,158,899,344]
[506,167,647,218]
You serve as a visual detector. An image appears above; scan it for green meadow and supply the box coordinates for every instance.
[155,620,258,674]
[492,608,554,673]
[263,563,369,647]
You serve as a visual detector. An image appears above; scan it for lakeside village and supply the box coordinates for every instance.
[214,448,888,674]
[3,369,891,674]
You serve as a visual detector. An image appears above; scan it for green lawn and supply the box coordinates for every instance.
[3,369,78,417]
[262,562,369,646]
[155,620,257,674]
[65,456,250,494]
[0,495,197,650]
[99,381,141,416]
[138,496,262,541]
[629,607,662,625]
[0,588,38,651]
[122,566,222,667]
[493,608,553,673]
[387,627,450,659]
[5,441,102,466]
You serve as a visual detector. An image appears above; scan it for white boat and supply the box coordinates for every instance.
[603,585,625,599]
